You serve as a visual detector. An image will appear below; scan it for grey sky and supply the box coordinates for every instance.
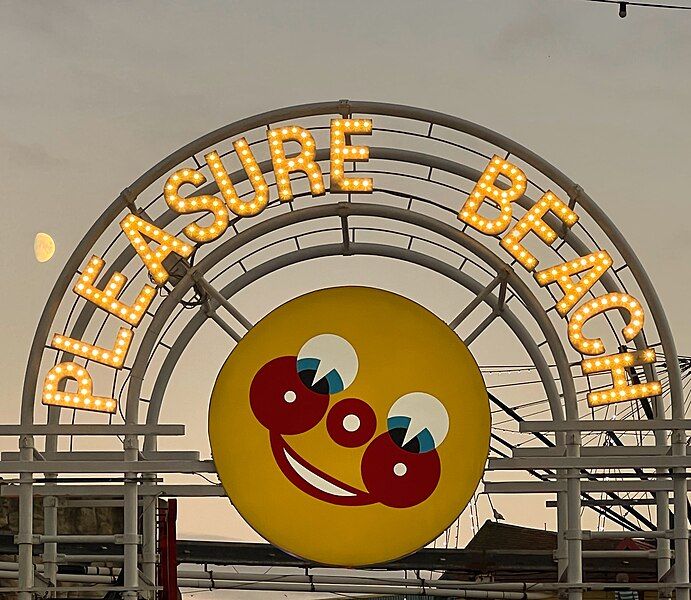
[2,0,690,580]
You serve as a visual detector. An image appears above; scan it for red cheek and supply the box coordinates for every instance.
[250,356,329,435]
[361,432,441,508]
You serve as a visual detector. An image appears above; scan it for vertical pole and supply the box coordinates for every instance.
[158,500,168,600]
[166,500,178,600]
[142,485,158,599]
[123,435,140,600]
[42,496,58,594]
[556,431,569,591]
[672,428,689,600]
[17,435,34,600]
[652,389,671,598]
[557,489,569,590]
[654,484,672,598]
[566,432,582,600]
[668,349,690,600]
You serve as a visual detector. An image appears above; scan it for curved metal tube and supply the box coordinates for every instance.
[23,100,681,426]
[125,202,576,427]
[142,241,563,452]
[34,145,661,449]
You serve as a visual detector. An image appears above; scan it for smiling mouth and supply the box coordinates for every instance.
[270,432,373,506]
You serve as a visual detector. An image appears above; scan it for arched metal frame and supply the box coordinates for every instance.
[9,101,688,600]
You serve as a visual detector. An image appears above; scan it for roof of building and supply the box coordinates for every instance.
[466,520,654,552]
[442,521,656,583]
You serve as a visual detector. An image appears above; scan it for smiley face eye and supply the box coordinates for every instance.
[297,334,358,394]
[386,392,449,454]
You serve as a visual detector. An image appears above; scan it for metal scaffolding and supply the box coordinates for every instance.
[4,100,688,599]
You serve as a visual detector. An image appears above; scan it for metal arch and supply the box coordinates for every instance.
[25,141,600,419]
[124,201,577,423]
[28,145,667,429]
[140,241,562,452]
[24,139,672,506]
[31,142,665,467]
[15,100,687,600]
[22,100,682,424]
[29,139,672,564]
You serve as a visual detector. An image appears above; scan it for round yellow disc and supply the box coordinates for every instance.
[209,287,489,566]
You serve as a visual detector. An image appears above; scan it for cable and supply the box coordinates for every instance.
[579,0,691,10]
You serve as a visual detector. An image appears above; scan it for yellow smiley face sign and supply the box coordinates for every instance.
[209,286,490,566]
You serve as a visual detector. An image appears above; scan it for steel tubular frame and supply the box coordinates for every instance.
[10,101,687,600]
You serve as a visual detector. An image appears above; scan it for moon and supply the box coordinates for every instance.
[34,233,56,263]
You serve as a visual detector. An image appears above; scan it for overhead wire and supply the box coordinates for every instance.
[579,0,691,9]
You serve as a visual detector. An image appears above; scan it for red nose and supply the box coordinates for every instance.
[326,398,377,447]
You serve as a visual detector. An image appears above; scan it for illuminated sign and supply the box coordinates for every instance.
[209,287,490,566]
[41,118,660,414]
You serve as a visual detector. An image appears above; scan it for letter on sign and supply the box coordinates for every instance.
[458,156,527,235]
[74,256,155,326]
[268,126,324,201]
[164,168,229,243]
[51,328,133,368]
[582,349,661,406]
[500,192,578,270]
[330,119,373,193]
[206,142,269,217]
[120,215,193,286]
[42,362,117,414]
[568,293,644,355]
[535,251,612,316]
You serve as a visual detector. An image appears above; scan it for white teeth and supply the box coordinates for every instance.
[283,448,355,497]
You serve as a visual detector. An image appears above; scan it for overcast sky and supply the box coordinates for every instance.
[2,0,690,593]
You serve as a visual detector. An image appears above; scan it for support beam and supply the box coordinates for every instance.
[448,273,503,329]
[520,420,691,432]
[566,433,583,600]
[17,436,33,600]
[193,272,252,331]
[42,497,58,595]
[204,303,242,342]
[489,456,691,470]
[464,311,500,346]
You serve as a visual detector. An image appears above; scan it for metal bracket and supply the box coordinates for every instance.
[19,435,34,449]
[123,437,138,450]
[337,203,351,255]
[120,186,137,211]
[338,99,351,118]
[43,496,58,508]
[14,534,40,545]
[114,534,143,545]
[562,184,583,237]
